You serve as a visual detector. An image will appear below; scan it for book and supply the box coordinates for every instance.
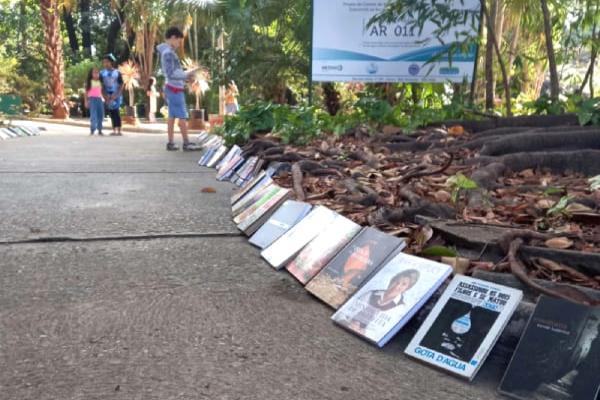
[0,128,12,140]
[232,182,278,221]
[216,145,241,171]
[286,214,361,285]
[206,145,229,168]
[231,170,268,205]
[249,201,314,250]
[260,205,335,267]
[332,253,452,347]
[499,295,600,400]
[305,227,406,309]
[405,275,523,380]
[237,188,292,235]
[217,154,244,181]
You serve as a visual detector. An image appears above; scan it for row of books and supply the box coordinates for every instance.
[200,146,600,399]
[0,125,41,140]
[197,133,264,186]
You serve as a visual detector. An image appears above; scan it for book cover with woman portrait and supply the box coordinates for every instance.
[332,253,452,347]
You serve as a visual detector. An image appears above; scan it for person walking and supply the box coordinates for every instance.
[100,53,124,136]
[147,77,159,123]
[84,67,104,136]
[157,27,200,151]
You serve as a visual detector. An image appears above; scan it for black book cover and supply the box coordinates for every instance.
[500,295,600,400]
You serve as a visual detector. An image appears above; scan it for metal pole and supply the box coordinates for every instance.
[308,0,314,106]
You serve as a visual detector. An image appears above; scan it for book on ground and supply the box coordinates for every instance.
[499,295,600,400]
[206,145,229,168]
[305,227,405,309]
[236,188,292,235]
[332,253,452,347]
[286,214,361,285]
[405,275,522,380]
[231,171,268,205]
[216,145,241,171]
[233,184,280,223]
[249,201,314,250]
[260,206,336,268]
[217,154,245,181]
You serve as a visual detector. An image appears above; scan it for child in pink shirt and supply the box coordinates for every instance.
[85,67,104,136]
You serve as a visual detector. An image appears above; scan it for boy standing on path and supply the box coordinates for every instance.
[157,27,201,151]
[100,54,124,136]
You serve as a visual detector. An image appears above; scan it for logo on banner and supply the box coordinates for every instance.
[408,64,420,76]
[367,63,379,74]
[322,65,343,72]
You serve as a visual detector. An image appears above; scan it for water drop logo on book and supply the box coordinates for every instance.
[408,64,420,76]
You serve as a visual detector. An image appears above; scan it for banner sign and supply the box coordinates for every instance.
[311,0,480,83]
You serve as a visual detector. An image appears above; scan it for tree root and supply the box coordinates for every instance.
[508,238,600,306]
[292,163,305,201]
[399,153,454,183]
[480,129,600,156]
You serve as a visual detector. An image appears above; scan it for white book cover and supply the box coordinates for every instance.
[261,206,338,269]
[332,253,452,347]
[405,275,523,380]
[207,145,229,168]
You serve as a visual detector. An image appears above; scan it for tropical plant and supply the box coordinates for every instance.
[118,60,140,108]
[182,58,211,109]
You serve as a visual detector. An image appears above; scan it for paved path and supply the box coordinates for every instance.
[0,124,504,400]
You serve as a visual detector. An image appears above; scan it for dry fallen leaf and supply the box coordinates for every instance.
[201,187,217,193]
[545,237,574,249]
[434,190,452,202]
[441,256,470,275]
[447,125,465,137]
[536,199,555,209]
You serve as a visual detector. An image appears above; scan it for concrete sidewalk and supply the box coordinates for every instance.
[15,116,192,134]
[0,127,503,400]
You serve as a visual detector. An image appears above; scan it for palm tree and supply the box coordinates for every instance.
[40,0,68,118]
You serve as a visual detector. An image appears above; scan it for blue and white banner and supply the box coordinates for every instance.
[311,0,480,83]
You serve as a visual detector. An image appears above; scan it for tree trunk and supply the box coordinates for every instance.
[540,0,560,102]
[80,0,92,58]
[107,16,122,56]
[481,0,512,116]
[322,83,341,116]
[63,10,80,56]
[507,17,521,71]
[485,1,495,110]
[41,0,68,119]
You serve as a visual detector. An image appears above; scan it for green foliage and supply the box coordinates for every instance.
[273,105,324,145]
[547,195,574,216]
[575,97,600,126]
[420,245,458,257]
[446,173,479,203]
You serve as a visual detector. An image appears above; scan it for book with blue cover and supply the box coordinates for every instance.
[249,201,316,250]
[332,253,452,347]
[306,227,406,309]
[216,145,241,171]
[405,275,522,380]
